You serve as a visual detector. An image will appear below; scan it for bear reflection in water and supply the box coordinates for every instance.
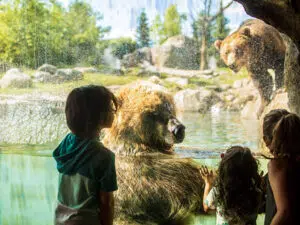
[103,82,204,225]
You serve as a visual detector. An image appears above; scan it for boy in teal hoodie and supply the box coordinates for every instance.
[53,85,118,225]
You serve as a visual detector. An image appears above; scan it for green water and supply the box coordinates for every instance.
[0,111,265,225]
[0,154,267,225]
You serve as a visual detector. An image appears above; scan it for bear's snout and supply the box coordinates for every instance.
[228,63,238,72]
[172,124,185,143]
[168,118,185,143]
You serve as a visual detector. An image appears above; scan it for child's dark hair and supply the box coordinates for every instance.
[65,85,118,138]
[270,113,300,157]
[263,109,289,144]
[215,146,262,224]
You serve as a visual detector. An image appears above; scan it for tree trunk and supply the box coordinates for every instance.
[284,37,300,115]
[234,0,300,115]
[200,33,208,70]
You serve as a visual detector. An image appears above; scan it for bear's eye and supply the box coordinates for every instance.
[235,48,244,57]
[150,112,168,124]
[224,50,230,56]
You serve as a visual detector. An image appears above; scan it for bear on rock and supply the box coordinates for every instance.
[103,82,204,225]
[214,19,286,117]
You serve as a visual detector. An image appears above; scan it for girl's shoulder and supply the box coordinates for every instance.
[268,158,289,173]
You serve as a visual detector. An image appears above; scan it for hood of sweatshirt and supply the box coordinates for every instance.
[53,133,101,174]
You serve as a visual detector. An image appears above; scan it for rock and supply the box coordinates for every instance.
[122,47,152,68]
[220,84,231,91]
[133,80,168,93]
[211,102,224,114]
[151,35,199,70]
[148,76,162,85]
[242,78,252,87]
[241,98,261,119]
[37,64,57,74]
[54,69,83,82]
[213,72,220,77]
[136,47,152,62]
[111,69,124,76]
[33,71,52,83]
[107,85,122,93]
[261,89,289,117]
[137,68,160,77]
[73,67,98,73]
[122,54,138,68]
[174,88,220,113]
[225,94,235,102]
[165,77,188,86]
[0,68,32,88]
[33,68,84,83]
[200,69,214,75]
[233,80,243,89]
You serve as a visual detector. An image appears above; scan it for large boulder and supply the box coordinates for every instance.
[174,88,220,113]
[34,68,83,83]
[0,68,32,88]
[151,35,199,70]
[122,47,152,68]
[148,76,163,85]
[37,64,57,74]
[54,69,83,83]
[241,98,261,119]
[33,71,52,83]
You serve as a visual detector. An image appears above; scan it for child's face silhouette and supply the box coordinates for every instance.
[102,111,115,129]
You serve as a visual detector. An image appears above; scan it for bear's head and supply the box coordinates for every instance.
[214,28,255,73]
[103,82,185,155]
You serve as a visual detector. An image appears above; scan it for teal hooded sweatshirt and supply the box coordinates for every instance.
[53,133,117,225]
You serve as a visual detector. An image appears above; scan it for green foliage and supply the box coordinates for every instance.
[191,0,230,68]
[162,4,182,42]
[213,1,230,40]
[109,38,137,59]
[136,10,150,48]
[0,0,110,68]
[212,0,230,66]
[150,14,164,45]
[150,5,187,45]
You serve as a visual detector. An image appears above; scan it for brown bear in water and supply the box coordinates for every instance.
[214,19,286,117]
[103,82,204,225]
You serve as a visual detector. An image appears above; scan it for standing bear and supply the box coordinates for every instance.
[214,19,286,117]
[103,82,204,225]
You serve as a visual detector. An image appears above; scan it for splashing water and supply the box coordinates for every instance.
[103,48,121,70]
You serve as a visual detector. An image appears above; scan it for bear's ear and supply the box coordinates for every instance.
[241,28,251,37]
[214,40,222,50]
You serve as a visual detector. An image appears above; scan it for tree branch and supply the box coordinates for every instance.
[208,0,233,22]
